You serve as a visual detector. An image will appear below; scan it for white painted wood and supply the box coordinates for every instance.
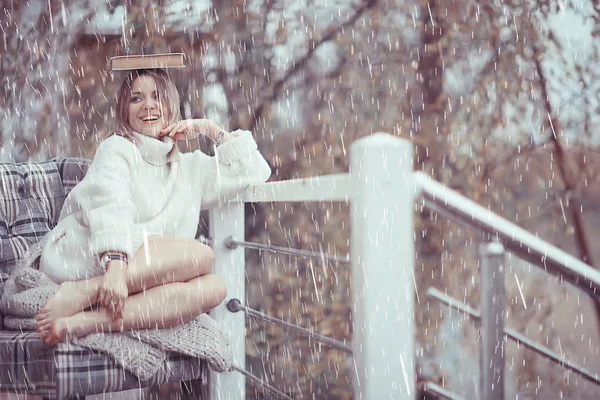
[209,203,246,400]
[239,173,351,203]
[85,388,150,399]
[350,133,415,400]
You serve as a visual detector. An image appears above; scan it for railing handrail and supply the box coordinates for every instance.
[414,171,600,297]
[213,133,415,399]
[239,173,351,203]
[236,170,600,297]
[214,134,598,399]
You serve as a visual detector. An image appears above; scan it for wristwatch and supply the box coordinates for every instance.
[100,253,128,270]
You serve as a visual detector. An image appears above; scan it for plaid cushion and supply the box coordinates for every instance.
[0,331,207,399]
[55,157,91,195]
[0,158,90,284]
[0,160,65,276]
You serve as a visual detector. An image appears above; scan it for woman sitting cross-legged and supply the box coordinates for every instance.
[35,68,271,345]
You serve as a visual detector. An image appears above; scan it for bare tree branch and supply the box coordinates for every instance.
[248,0,379,132]
[533,51,594,267]
[533,47,600,341]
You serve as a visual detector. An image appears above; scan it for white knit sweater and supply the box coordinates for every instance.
[40,130,271,283]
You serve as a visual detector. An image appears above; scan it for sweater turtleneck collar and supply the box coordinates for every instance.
[129,131,178,166]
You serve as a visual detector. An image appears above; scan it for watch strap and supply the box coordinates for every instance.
[100,253,128,270]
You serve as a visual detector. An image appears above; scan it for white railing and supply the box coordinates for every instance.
[209,203,246,399]
[207,132,600,399]
[209,133,415,400]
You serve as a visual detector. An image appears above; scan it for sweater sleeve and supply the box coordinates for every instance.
[193,130,271,209]
[65,136,137,260]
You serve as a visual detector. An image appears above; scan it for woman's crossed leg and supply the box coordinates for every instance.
[35,236,226,345]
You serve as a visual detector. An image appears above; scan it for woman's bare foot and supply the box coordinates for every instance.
[35,278,101,336]
[39,309,118,346]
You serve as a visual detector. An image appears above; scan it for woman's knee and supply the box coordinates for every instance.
[131,236,215,282]
[148,236,215,274]
[190,274,227,311]
[185,241,215,275]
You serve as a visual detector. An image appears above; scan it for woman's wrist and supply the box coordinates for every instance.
[106,260,128,272]
[214,131,226,146]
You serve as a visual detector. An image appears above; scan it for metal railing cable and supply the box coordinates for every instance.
[423,382,465,400]
[224,236,351,265]
[227,299,353,353]
[231,365,293,400]
[416,174,600,396]
[427,288,600,386]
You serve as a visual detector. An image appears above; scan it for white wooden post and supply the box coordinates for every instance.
[209,203,246,400]
[350,133,415,399]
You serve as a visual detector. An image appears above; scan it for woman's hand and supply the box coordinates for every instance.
[98,261,129,321]
[160,119,223,142]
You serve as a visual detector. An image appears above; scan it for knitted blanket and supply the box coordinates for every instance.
[0,235,233,382]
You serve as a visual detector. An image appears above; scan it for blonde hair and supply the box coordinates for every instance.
[114,69,181,138]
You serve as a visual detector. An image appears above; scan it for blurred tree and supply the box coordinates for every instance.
[0,0,93,161]
[3,0,600,398]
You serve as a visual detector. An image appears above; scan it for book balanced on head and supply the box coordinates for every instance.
[109,53,186,71]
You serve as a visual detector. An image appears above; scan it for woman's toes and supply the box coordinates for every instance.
[36,318,49,328]
[36,312,50,322]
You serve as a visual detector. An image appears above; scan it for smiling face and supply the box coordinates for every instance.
[115,69,181,139]
[126,75,171,138]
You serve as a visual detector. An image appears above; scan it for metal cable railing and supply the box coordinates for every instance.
[220,231,353,396]
[415,172,600,397]
[224,296,352,398]
[227,299,353,353]
[210,234,353,398]
[416,172,600,298]
[427,287,600,385]
[205,135,600,399]
[224,236,351,265]
[231,365,294,400]
[215,181,600,398]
